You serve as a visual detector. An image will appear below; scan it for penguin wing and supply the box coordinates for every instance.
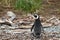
[31,24,34,31]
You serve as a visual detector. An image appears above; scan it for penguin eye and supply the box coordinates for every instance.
[34,15,37,18]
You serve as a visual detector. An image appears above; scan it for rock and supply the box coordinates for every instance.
[7,11,16,21]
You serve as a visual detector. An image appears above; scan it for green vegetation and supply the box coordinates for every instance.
[0,0,42,13]
[15,0,42,13]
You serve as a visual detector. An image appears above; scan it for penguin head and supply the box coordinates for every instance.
[27,13,39,20]
[33,14,39,19]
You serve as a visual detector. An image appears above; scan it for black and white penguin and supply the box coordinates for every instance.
[31,14,43,38]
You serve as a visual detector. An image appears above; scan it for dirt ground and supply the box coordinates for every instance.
[0,0,60,40]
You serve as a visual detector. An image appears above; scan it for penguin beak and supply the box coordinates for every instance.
[27,14,39,19]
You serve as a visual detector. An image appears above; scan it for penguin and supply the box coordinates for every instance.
[31,14,43,38]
